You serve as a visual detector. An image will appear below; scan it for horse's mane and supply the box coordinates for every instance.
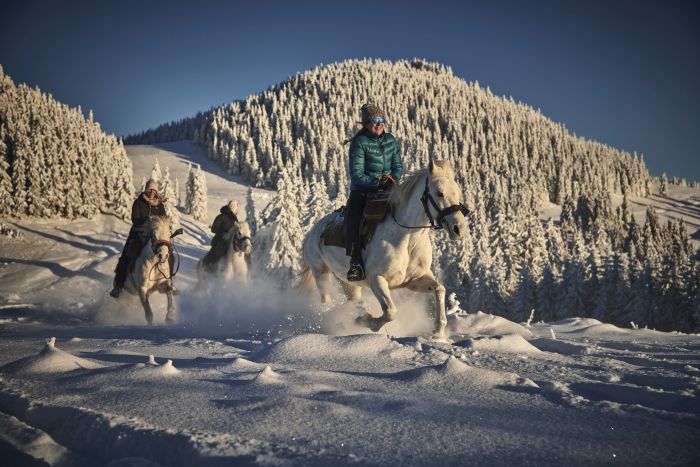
[150,216,171,239]
[237,221,251,237]
[389,169,427,210]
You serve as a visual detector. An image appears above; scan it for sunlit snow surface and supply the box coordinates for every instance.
[0,143,698,466]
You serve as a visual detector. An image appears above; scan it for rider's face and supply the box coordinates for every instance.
[146,189,157,199]
[365,121,384,137]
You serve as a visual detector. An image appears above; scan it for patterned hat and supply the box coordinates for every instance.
[360,103,385,124]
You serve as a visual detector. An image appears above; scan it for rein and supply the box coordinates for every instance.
[148,235,180,281]
[392,176,469,230]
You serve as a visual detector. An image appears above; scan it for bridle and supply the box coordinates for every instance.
[231,230,251,253]
[148,230,180,280]
[392,175,469,230]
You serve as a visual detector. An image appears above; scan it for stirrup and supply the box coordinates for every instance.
[347,262,365,282]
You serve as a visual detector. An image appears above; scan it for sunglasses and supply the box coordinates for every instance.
[367,117,385,125]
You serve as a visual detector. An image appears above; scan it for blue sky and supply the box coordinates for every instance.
[1,0,698,181]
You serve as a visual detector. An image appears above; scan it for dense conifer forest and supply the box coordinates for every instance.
[0,66,132,219]
[13,59,700,331]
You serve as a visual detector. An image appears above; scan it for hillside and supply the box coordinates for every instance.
[0,146,699,467]
[127,59,699,332]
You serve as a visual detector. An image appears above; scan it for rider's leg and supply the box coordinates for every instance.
[345,190,367,281]
[111,230,141,297]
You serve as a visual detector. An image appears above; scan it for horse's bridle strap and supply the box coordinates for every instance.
[420,176,469,230]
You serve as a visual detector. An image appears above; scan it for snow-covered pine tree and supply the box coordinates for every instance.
[189,164,208,223]
[150,159,162,182]
[261,169,305,284]
[245,186,258,238]
[159,166,180,225]
[184,162,194,213]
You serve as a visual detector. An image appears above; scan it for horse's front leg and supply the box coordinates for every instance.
[139,289,154,325]
[165,289,175,323]
[405,274,446,338]
[356,275,396,332]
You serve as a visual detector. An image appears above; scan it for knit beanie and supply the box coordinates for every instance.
[227,200,240,214]
[360,103,385,124]
[145,179,158,192]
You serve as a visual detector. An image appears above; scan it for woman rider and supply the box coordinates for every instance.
[344,103,403,281]
[110,179,167,297]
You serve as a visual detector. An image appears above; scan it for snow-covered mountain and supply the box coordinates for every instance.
[128,59,699,332]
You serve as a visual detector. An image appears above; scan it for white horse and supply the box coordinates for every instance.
[197,221,253,284]
[122,216,180,324]
[299,160,468,338]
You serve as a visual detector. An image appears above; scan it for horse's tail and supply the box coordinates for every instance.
[292,263,315,291]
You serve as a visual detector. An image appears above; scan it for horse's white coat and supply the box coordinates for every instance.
[301,160,468,337]
[122,216,176,324]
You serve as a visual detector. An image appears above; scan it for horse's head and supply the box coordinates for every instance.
[232,222,253,255]
[426,160,468,240]
[148,216,172,264]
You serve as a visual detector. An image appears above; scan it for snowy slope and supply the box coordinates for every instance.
[0,143,699,466]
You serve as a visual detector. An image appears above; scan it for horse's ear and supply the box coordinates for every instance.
[435,159,451,171]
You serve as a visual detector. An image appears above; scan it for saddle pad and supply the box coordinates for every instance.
[320,211,380,250]
[320,213,346,249]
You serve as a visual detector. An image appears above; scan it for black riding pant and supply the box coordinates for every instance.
[345,190,369,260]
[114,229,141,287]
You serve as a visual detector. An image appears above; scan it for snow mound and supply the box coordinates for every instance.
[567,323,628,336]
[447,311,532,338]
[254,333,415,366]
[547,317,603,330]
[530,338,593,355]
[0,337,104,374]
[228,357,264,371]
[252,366,283,385]
[402,356,533,389]
[457,333,542,354]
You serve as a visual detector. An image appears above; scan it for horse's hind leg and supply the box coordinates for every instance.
[165,290,175,323]
[338,278,362,302]
[312,268,333,304]
[406,274,446,338]
[356,275,396,332]
[139,289,154,325]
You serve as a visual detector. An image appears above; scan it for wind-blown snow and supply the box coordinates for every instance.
[0,143,699,466]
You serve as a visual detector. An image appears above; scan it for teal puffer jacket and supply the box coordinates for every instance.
[348,129,403,191]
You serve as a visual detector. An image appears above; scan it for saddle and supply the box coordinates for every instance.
[320,192,391,250]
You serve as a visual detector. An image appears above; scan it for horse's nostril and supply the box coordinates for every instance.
[453,225,460,236]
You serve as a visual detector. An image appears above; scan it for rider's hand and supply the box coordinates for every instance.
[378,175,396,191]
[379,175,396,185]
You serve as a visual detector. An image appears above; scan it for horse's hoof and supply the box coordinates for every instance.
[355,314,384,332]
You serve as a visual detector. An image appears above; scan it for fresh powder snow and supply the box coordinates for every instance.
[0,143,698,466]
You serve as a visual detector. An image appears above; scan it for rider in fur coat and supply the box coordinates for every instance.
[110,179,167,298]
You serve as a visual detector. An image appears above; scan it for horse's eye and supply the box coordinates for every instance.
[436,191,445,198]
